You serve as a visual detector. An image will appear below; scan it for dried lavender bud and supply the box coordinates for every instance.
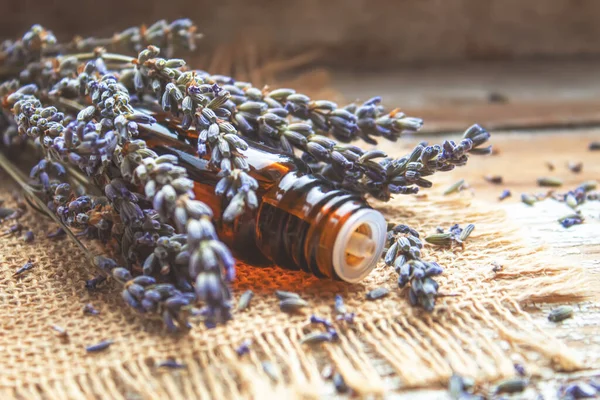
[310,315,334,330]
[545,161,555,171]
[279,298,308,313]
[537,177,563,187]
[51,324,69,339]
[333,295,355,323]
[514,363,526,376]
[568,161,583,174]
[237,290,254,311]
[559,215,584,228]
[85,275,106,289]
[333,373,349,393]
[3,223,24,236]
[86,340,114,353]
[498,189,511,201]
[366,287,389,300]
[275,290,301,300]
[425,233,453,246]
[300,331,333,345]
[334,295,347,315]
[448,374,466,400]
[494,378,528,394]
[565,193,579,209]
[521,194,537,206]
[321,365,334,380]
[484,175,503,184]
[261,361,279,382]
[491,261,503,272]
[562,382,597,399]
[548,305,573,322]
[23,230,34,242]
[0,207,16,218]
[459,224,475,242]
[83,303,100,315]
[46,227,65,238]
[443,179,466,196]
[112,267,132,283]
[235,339,252,356]
[578,180,597,192]
[14,259,34,276]
[589,142,600,151]
[157,359,186,369]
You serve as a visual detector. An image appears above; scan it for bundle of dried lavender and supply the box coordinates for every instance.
[0,20,491,331]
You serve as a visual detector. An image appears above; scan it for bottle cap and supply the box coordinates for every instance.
[332,208,387,283]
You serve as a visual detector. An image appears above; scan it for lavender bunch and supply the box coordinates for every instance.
[2,35,237,329]
[0,20,491,330]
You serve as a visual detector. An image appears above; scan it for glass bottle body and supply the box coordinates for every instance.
[140,123,387,282]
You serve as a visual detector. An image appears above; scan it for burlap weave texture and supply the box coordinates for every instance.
[0,164,589,399]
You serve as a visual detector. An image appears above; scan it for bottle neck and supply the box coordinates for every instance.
[256,172,386,282]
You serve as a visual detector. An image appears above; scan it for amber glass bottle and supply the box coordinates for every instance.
[140,123,387,283]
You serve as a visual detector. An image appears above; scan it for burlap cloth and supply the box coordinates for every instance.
[0,145,590,399]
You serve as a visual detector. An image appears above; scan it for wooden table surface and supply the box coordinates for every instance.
[388,128,600,399]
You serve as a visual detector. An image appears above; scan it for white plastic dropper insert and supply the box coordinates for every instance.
[332,208,387,283]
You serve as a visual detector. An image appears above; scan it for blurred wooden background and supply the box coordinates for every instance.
[4,0,600,133]
[2,0,600,68]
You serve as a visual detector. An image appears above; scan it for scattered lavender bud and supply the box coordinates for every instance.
[545,161,555,171]
[300,331,333,345]
[537,177,563,187]
[498,189,511,201]
[578,180,597,192]
[589,142,600,151]
[83,303,100,315]
[23,230,34,242]
[157,359,187,369]
[275,290,301,300]
[85,275,106,290]
[568,161,583,174]
[484,175,503,184]
[562,382,597,399]
[86,340,113,353]
[333,294,355,323]
[261,361,279,382]
[443,179,465,195]
[559,216,584,228]
[366,287,389,300]
[236,290,254,311]
[488,92,508,103]
[491,261,503,272]
[425,233,453,246]
[51,324,68,338]
[46,227,65,238]
[494,378,528,394]
[310,315,334,329]
[514,363,526,376]
[548,306,573,322]
[14,259,34,276]
[0,207,16,219]
[458,224,475,242]
[235,339,252,356]
[333,373,349,393]
[279,298,308,313]
[334,295,347,314]
[521,193,537,206]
